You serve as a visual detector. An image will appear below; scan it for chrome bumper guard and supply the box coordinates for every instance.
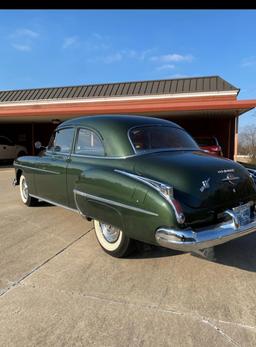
[155,210,256,252]
[12,178,18,186]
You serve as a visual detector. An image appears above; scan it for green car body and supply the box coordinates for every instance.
[13,115,256,257]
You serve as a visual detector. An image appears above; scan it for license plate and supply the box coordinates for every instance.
[232,202,251,226]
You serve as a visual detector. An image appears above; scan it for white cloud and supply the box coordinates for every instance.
[120,49,154,61]
[167,74,189,79]
[10,28,39,52]
[63,36,79,49]
[10,28,39,39]
[156,64,175,71]
[12,43,31,51]
[241,56,256,67]
[93,48,154,64]
[83,33,111,51]
[103,53,123,64]
[151,53,194,63]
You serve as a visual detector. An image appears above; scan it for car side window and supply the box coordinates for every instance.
[0,136,12,145]
[48,128,74,154]
[74,128,105,156]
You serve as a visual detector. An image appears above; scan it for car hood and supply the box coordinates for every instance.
[133,150,256,209]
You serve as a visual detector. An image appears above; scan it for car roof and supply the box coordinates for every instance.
[58,115,182,157]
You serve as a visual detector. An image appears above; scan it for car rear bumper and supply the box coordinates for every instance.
[155,210,256,252]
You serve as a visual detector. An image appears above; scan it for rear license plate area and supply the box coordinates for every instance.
[232,202,251,226]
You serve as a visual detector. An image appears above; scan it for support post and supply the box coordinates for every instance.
[31,123,35,155]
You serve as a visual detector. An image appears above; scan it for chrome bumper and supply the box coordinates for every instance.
[155,210,256,252]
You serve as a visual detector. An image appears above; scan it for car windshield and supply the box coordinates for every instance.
[195,137,217,146]
[129,126,199,153]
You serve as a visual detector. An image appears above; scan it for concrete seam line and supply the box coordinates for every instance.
[200,318,241,347]
[215,319,256,331]
[0,227,94,298]
[64,290,256,331]
[26,288,244,346]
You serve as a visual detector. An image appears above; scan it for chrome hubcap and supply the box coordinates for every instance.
[100,223,121,243]
[22,179,28,200]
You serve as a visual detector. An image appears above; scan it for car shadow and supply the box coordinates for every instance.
[203,233,256,273]
[130,234,256,272]
[129,242,183,259]
[31,201,53,208]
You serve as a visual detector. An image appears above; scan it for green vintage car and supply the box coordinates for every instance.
[13,115,256,257]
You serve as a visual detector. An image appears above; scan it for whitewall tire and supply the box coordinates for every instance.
[94,220,134,258]
[19,174,37,206]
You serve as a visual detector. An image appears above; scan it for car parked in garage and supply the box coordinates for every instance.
[0,136,28,161]
[194,136,223,157]
[13,115,256,258]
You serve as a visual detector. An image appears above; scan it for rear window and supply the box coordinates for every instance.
[129,126,199,153]
[195,137,217,146]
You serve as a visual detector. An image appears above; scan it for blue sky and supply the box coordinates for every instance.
[0,10,256,130]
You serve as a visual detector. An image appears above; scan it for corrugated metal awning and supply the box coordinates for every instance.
[0,76,239,104]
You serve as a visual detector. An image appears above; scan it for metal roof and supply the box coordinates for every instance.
[0,76,239,104]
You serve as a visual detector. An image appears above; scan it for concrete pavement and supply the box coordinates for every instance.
[0,167,256,346]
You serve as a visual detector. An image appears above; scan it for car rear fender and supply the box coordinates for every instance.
[73,167,177,244]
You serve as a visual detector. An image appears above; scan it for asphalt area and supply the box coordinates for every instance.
[0,166,256,346]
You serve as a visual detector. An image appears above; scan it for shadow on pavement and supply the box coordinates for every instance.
[0,161,13,169]
[34,201,53,207]
[130,233,256,272]
[207,232,256,272]
[130,242,183,259]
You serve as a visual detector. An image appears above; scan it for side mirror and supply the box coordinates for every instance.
[34,141,42,149]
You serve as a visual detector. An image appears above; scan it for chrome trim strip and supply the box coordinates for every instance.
[155,211,256,252]
[127,127,137,154]
[71,153,136,160]
[248,169,256,182]
[221,176,240,182]
[115,169,168,191]
[15,164,60,175]
[248,168,256,175]
[115,169,185,224]
[73,190,87,217]
[73,189,158,216]
[71,149,204,160]
[29,194,78,213]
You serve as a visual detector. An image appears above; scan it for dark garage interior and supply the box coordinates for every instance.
[0,76,255,161]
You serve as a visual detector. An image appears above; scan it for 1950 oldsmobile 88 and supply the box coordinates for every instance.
[13,115,256,257]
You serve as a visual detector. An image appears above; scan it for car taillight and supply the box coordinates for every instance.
[170,198,186,224]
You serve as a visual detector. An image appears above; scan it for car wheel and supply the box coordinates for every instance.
[94,220,134,258]
[19,174,37,206]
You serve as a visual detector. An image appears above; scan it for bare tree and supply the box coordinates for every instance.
[238,125,256,158]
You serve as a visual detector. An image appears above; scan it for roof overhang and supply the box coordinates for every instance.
[0,94,255,123]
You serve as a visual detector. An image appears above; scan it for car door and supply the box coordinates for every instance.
[34,127,75,206]
[67,127,105,210]
[0,136,15,159]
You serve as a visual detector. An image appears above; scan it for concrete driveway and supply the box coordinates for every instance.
[0,167,256,346]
